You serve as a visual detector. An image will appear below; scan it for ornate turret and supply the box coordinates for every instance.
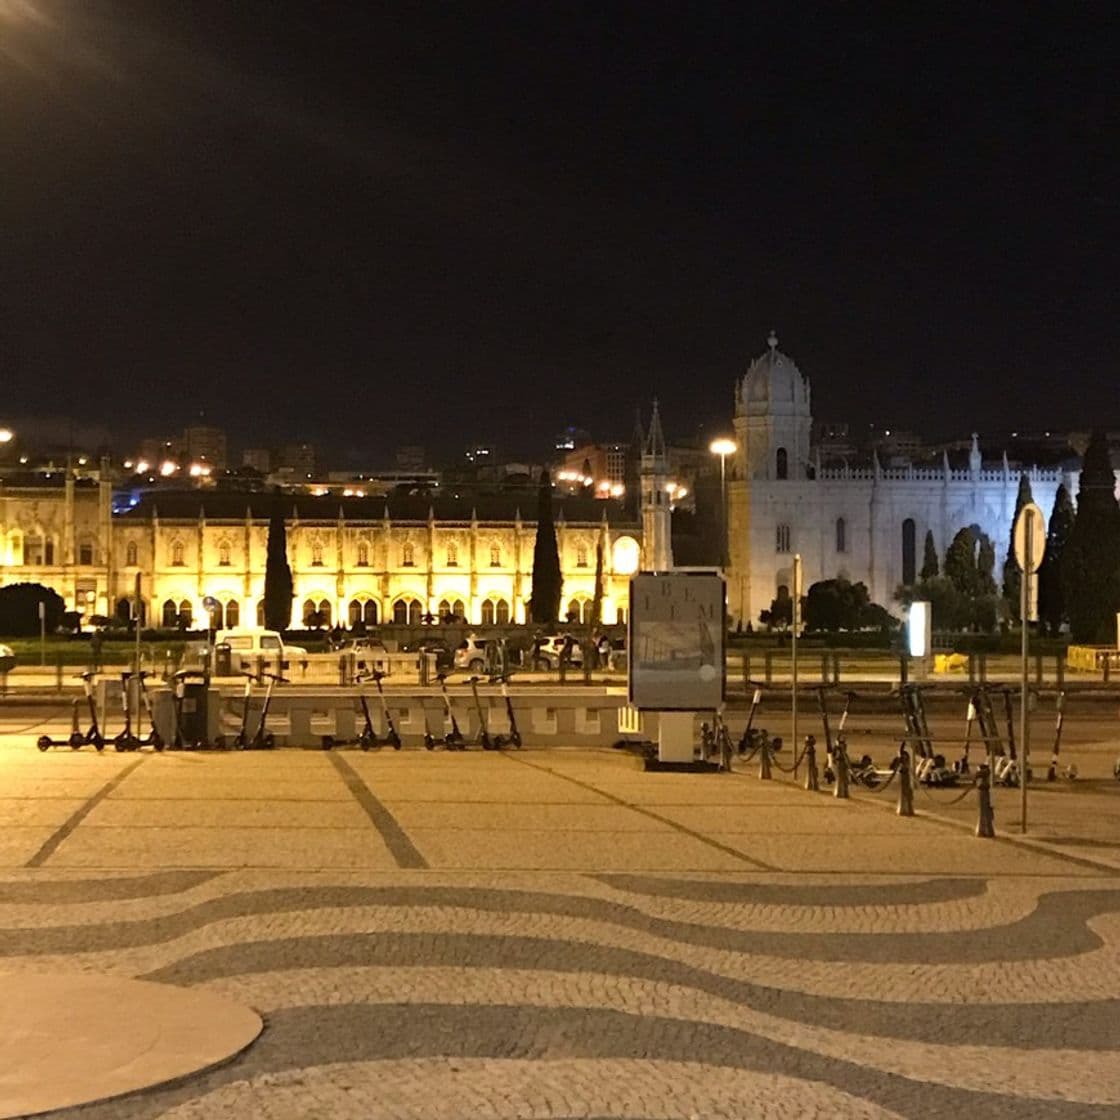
[640,400,673,570]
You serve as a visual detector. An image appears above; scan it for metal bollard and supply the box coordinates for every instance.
[975,765,995,837]
[804,735,819,791]
[833,742,850,799]
[897,745,914,817]
[759,737,773,780]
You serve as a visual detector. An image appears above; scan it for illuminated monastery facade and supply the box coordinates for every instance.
[726,335,1078,625]
[0,481,646,630]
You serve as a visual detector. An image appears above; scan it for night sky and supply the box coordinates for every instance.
[1,3,1115,462]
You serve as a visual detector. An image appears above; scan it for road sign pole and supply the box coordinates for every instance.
[1020,508,1032,834]
[1013,500,1045,835]
[792,554,801,780]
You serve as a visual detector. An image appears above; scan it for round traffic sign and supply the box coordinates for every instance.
[1013,502,1046,574]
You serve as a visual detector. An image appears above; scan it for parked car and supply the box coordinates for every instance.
[0,643,15,674]
[453,635,489,673]
[534,634,584,670]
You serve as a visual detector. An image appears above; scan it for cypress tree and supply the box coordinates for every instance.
[919,530,939,581]
[263,490,294,632]
[1001,474,1033,611]
[1038,484,1074,635]
[529,469,562,625]
[944,527,976,597]
[976,533,997,597]
[1061,432,1120,643]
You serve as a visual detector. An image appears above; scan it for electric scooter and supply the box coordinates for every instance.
[821,690,880,788]
[1047,691,1071,780]
[736,685,766,756]
[371,670,402,749]
[425,673,465,749]
[113,671,142,751]
[322,672,380,750]
[467,675,495,749]
[235,670,287,749]
[490,672,522,749]
[134,670,165,750]
[71,671,105,751]
[36,696,86,751]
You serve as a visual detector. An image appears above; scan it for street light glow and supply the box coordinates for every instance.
[0,428,13,444]
[709,437,737,457]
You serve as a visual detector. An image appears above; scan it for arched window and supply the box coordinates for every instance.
[44,539,54,565]
[115,598,131,625]
[481,599,495,625]
[218,541,231,566]
[126,541,138,567]
[775,524,791,553]
[178,599,193,627]
[616,605,628,625]
[224,599,239,628]
[311,541,324,566]
[363,600,378,625]
[401,542,415,567]
[162,599,177,627]
[393,597,422,625]
[318,599,332,627]
[776,447,788,480]
[171,540,185,566]
[489,543,501,567]
[567,598,587,624]
[452,598,465,620]
[256,600,265,626]
[79,541,94,566]
[902,518,917,586]
[302,598,318,626]
[576,544,589,568]
[356,541,369,566]
[438,598,452,620]
[23,535,43,565]
[495,598,510,624]
[349,599,363,626]
[446,542,458,567]
[835,517,847,554]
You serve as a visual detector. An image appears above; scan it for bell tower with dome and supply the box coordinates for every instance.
[733,331,812,482]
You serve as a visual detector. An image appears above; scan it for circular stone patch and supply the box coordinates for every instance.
[0,972,261,1118]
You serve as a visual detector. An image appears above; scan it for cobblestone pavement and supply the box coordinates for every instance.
[2,737,1120,1118]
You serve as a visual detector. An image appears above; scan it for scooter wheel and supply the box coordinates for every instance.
[263,733,275,749]
[68,733,84,748]
[153,736,165,752]
[70,741,83,751]
[321,736,335,751]
[92,738,105,753]
[37,736,51,752]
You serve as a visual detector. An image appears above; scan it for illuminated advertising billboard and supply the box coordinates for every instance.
[628,571,725,710]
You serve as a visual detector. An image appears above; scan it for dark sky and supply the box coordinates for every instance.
[1,2,1116,462]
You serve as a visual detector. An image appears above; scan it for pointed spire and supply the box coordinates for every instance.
[969,433,981,474]
[644,399,666,459]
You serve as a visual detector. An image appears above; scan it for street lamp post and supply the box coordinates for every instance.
[709,438,737,572]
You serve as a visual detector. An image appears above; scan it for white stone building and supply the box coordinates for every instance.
[726,335,1075,624]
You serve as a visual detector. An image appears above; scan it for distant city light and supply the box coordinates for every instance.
[135,459,149,474]
[18,456,28,464]
[188,463,211,478]
[0,428,12,444]
[123,460,133,469]
[159,461,177,477]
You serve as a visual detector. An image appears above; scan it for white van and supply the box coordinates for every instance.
[214,629,307,670]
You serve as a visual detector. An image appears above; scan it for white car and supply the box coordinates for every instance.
[453,636,489,673]
[535,635,583,669]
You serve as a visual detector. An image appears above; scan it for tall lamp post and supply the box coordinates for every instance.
[709,438,737,572]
